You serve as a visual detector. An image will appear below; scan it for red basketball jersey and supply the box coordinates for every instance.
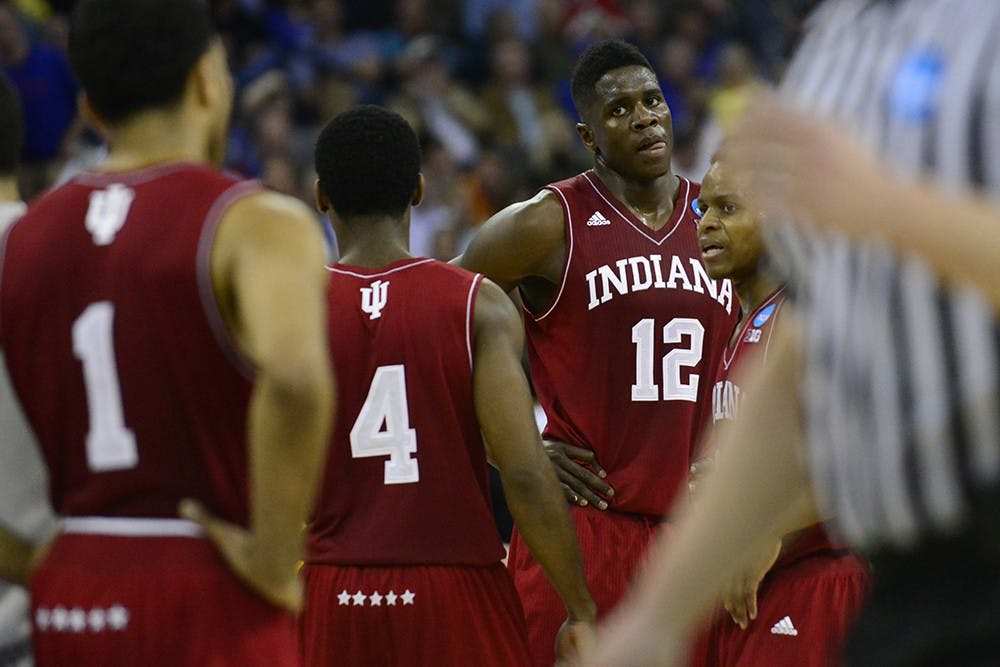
[526,171,737,517]
[306,258,504,566]
[711,287,836,564]
[0,163,260,526]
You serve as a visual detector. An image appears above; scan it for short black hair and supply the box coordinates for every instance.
[0,74,23,175]
[570,39,654,117]
[68,0,214,124]
[315,106,421,220]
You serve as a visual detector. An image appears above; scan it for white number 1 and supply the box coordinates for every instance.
[72,302,138,472]
[350,365,419,484]
[631,317,705,402]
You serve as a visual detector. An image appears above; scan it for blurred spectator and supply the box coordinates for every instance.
[479,37,568,180]
[388,35,486,168]
[0,2,78,198]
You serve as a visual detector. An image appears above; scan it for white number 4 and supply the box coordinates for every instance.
[351,365,419,484]
[631,317,705,402]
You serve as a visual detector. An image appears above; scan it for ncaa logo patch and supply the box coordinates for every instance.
[887,48,944,123]
[753,304,777,328]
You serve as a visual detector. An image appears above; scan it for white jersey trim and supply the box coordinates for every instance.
[581,172,691,246]
[466,274,483,371]
[527,187,574,322]
[61,517,204,538]
[326,258,435,280]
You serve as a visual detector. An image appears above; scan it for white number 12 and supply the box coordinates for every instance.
[72,302,138,472]
[351,365,419,484]
[631,317,705,402]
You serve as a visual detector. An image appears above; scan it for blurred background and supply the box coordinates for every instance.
[0,0,822,260]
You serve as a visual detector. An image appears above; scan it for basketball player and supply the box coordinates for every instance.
[584,1,1000,666]
[0,1,334,665]
[299,106,595,666]
[692,154,868,667]
[458,39,736,666]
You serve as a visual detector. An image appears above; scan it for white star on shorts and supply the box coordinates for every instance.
[401,590,415,605]
[352,590,367,606]
[337,590,351,606]
[385,590,398,606]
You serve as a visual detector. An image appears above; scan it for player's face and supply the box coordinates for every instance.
[583,66,673,182]
[696,161,764,283]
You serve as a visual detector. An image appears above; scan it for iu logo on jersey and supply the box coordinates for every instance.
[85,183,135,246]
[360,280,390,320]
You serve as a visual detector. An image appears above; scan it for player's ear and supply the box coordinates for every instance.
[411,173,425,207]
[576,122,598,154]
[315,179,330,213]
[78,93,108,137]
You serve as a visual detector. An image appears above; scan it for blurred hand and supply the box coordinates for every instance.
[724,92,894,240]
[544,440,614,510]
[688,456,714,496]
[555,617,597,666]
[721,539,781,629]
[180,499,302,611]
[578,605,684,667]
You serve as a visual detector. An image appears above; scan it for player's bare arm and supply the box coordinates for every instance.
[471,277,597,657]
[584,324,818,667]
[181,191,335,612]
[458,193,616,508]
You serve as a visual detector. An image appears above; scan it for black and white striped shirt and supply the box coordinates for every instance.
[772,0,1000,551]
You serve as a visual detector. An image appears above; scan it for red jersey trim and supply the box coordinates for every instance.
[0,224,12,339]
[466,274,483,371]
[72,162,208,188]
[525,187,574,322]
[581,172,693,246]
[326,257,435,279]
[722,286,787,371]
[196,179,265,380]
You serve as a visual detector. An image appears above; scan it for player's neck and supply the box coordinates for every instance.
[735,271,780,319]
[336,216,413,268]
[0,178,20,204]
[594,161,679,229]
[100,110,215,172]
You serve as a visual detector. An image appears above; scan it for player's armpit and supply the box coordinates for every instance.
[457,190,565,293]
[472,278,597,626]
[209,191,335,608]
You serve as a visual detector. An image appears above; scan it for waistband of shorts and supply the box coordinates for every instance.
[61,517,204,538]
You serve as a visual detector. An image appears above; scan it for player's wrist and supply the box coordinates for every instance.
[566,597,598,624]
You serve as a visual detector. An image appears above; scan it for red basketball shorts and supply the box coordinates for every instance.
[298,561,530,666]
[30,519,298,667]
[697,552,870,667]
[508,505,663,667]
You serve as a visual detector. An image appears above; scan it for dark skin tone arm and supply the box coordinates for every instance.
[456,192,615,510]
[473,277,597,660]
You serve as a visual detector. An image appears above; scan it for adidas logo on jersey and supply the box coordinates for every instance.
[586,211,611,226]
[771,616,798,636]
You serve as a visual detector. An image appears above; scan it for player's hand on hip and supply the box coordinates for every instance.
[543,439,614,510]
[179,499,303,612]
[687,456,714,495]
[722,539,781,630]
[555,616,597,666]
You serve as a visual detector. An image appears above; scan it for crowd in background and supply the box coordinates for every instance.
[0,0,820,259]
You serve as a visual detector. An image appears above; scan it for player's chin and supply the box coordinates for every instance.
[701,256,729,279]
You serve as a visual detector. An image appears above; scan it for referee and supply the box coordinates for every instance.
[582,1,1000,665]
